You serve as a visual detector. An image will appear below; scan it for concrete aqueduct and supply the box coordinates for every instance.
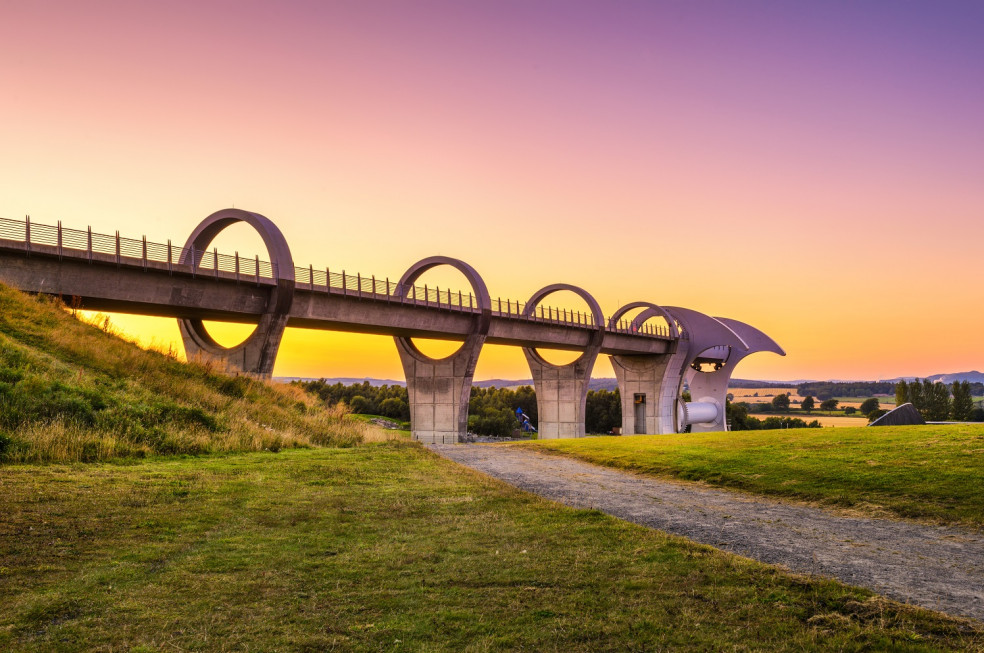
[0,208,784,443]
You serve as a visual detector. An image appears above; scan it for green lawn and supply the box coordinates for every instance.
[524,425,984,527]
[2,443,980,651]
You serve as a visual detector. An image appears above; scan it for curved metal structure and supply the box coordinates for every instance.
[608,301,680,339]
[683,317,785,432]
[392,256,492,444]
[0,209,788,442]
[521,284,605,439]
[177,209,295,377]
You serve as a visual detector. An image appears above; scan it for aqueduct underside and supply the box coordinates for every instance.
[0,208,785,443]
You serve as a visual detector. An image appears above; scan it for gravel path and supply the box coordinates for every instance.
[431,443,984,622]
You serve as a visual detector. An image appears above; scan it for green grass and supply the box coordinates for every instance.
[0,284,377,463]
[1,443,980,651]
[523,426,984,527]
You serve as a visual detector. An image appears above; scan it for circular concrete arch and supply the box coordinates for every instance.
[178,208,296,366]
[609,301,680,339]
[394,256,491,363]
[522,283,605,368]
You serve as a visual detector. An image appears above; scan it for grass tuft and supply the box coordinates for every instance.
[0,283,395,463]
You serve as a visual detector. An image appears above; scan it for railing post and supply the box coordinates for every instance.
[213,247,219,278]
[142,235,147,270]
[25,216,30,255]
[357,272,362,298]
[191,245,197,278]
[255,255,260,285]
[342,270,347,296]
[87,226,92,263]
[327,267,331,292]
[371,274,376,296]
[167,240,173,275]
[424,284,429,306]
[412,284,417,305]
[56,220,63,259]
[385,277,390,301]
[235,252,240,282]
[311,264,315,290]
[115,231,120,266]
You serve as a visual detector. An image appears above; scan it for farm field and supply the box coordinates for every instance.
[754,413,868,427]
[526,424,984,527]
[2,444,982,651]
[728,388,897,410]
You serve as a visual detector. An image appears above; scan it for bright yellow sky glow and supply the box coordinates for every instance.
[6,2,984,382]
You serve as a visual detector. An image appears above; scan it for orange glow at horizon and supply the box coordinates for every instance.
[8,2,984,383]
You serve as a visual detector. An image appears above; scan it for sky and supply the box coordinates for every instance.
[3,0,983,382]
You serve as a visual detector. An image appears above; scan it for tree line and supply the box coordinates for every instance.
[895,379,981,421]
[295,380,822,435]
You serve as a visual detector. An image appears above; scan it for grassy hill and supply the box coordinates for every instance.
[0,284,375,464]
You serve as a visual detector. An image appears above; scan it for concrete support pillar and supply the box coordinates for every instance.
[684,316,786,433]
[177,209,295,379]
[524,350,597,439]
[393,256,491,444]
[396,337,483,444]
[611,351,684,434]
[522,284,605,439]
[608,302,682,435]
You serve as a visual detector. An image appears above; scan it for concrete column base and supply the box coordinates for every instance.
[396,336,484,444]
[610,352,684,435]
[524,350,598,439]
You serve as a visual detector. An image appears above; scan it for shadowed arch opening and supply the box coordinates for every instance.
[393,256,491,363]
[522,284,605,367]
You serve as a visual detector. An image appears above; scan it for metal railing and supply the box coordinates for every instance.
[0,216,675,339]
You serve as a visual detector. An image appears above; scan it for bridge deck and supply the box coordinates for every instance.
[0,228,676,355]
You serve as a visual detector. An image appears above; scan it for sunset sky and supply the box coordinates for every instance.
[3,1,983,382]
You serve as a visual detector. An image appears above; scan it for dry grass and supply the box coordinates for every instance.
[0,284,378,463]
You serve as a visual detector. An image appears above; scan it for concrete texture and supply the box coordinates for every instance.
[177,210,295,377]
[522,284,605,439]
[393,256,491,443]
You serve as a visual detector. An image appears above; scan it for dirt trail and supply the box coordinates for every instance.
[431,443,984,622]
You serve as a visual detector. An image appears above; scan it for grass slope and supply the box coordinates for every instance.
[524,427,984,527]
[0,284,373,463]
[1,444,980,651]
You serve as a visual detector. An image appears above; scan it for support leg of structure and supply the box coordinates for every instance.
[179,313,288,378]
[396,337,483,444]
[610,353,683,435]
[684,367,731,433]
[524,351,597,439]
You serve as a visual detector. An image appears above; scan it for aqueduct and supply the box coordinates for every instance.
[0,208,785,443]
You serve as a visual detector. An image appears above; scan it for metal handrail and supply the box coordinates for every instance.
[0,216,674,339]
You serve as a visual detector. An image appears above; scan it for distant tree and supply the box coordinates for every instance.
[819,398,839,411]
[895,380,909,407]
[859,397,880,417]
[379,397,409,420]
[970,406,984,422]
[349,395,372,414]
[800,396,815,413]
[867,408,889,422]
[925,380,951,421]
[908,379,924,414]
[843,406,857,415]
[951,381,973,421]
[771,393,791,412]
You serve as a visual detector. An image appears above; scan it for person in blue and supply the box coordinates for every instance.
[515,407,536,433]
